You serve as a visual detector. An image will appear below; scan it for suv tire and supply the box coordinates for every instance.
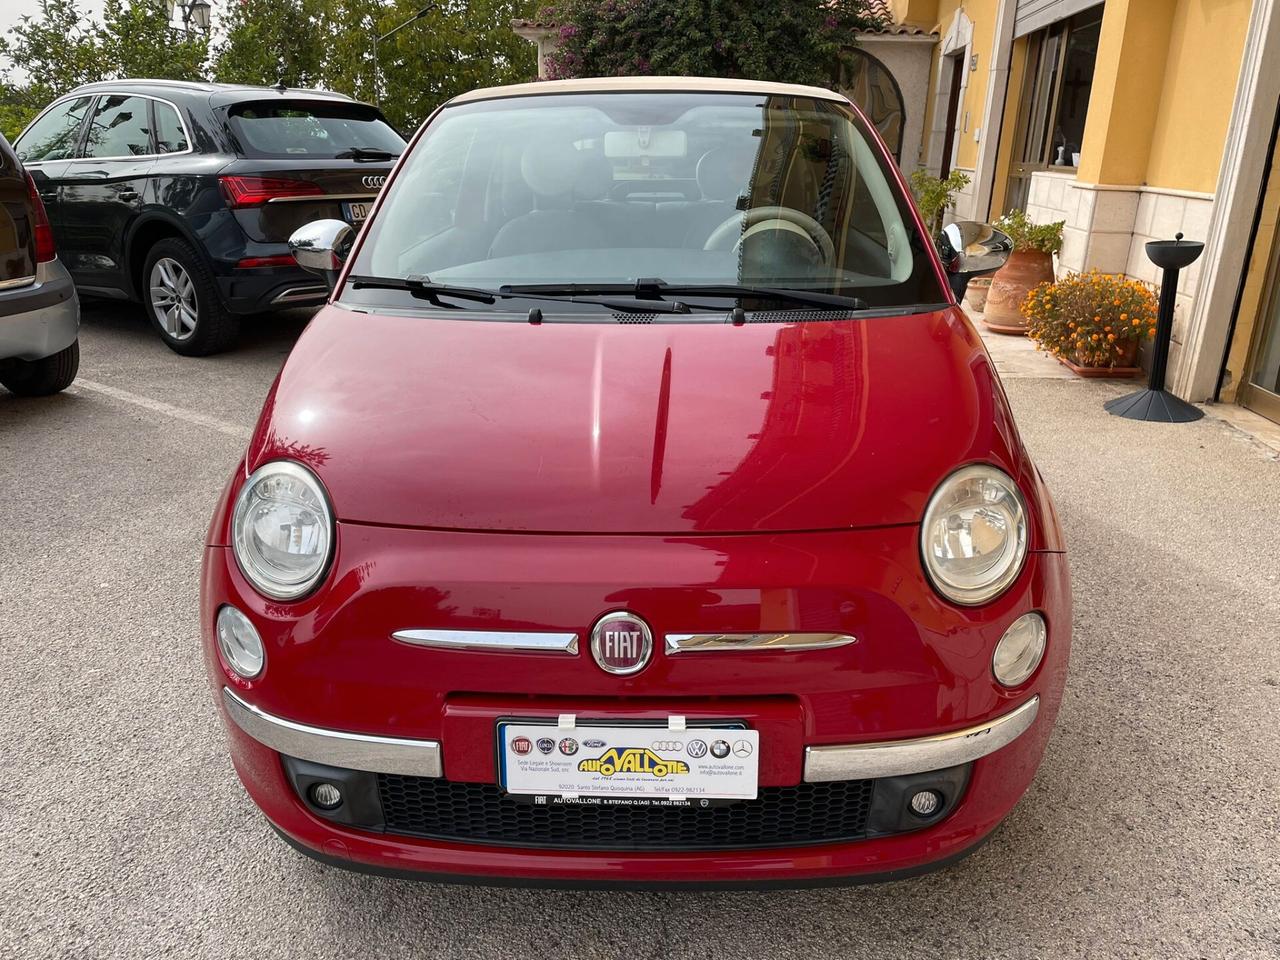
[0,340,79,396]
[143,238,239,356]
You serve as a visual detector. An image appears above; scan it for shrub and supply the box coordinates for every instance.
[994,208,1064,255]
[908,169,970,236]
[1022,270,1158,368]
[536,1,883,87]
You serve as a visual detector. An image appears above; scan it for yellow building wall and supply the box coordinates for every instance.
[922,0,1002,173]
[918,0,1250,197]
[1145,0,1251,193]
[1076,0,1177,186]
[892,0,939,28]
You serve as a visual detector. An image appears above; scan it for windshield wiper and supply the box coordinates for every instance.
[346,275,695,314]
[335,146,397,161]
[650,283,870,311]
[505,280,869,311]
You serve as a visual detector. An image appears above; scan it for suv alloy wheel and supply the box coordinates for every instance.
[143,238,238,356]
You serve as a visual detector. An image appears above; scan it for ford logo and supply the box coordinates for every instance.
[361,175,386,189]
[590,611,653,676]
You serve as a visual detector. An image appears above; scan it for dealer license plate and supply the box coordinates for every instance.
[498,721,759,801]
[344,201,371,224]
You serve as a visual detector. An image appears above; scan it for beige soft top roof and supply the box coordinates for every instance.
[448,76,851,106]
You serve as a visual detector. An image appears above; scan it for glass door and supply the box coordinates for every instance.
[1003,6,1103,214]
[1241,246,1280,422]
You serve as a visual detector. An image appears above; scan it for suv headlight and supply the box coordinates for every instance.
[232,460,334,600]
[921,464,1028,605]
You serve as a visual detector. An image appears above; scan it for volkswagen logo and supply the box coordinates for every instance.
[361,175,386,189]
[590,611,652,676]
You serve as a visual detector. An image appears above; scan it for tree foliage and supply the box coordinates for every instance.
[0,0,537,142]
[214,0,536,132]
[0,0,209,140]
[537,0,882,87]
[214,0,331,92]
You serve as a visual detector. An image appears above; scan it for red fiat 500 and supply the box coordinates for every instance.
[202,77,1070,886]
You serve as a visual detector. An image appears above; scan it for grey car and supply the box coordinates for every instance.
[0,131,79,395]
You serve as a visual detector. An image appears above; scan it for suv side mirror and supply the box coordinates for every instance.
[938,221,1012,300]
[289,219,355,290]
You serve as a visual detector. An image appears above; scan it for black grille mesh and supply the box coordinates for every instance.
[747,308,862,323]
[377,775,875,851]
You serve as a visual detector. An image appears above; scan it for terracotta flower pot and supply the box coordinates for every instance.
[1057,338,1143,378]
[964,276,993,312]
[983,250,1055,335]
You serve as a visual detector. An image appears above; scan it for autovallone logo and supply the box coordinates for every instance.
[578,748,689,778]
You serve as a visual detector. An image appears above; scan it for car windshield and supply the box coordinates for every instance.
[344,91,944,314]
[226,100,404,159]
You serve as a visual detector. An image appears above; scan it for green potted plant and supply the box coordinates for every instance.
[908,169,971,236]
[983,209,1064,334]
[1021,271,1157,377]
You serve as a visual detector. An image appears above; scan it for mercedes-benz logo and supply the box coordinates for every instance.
[733,739,754,758]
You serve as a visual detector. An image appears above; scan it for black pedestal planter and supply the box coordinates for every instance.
[1104,233,1205,423]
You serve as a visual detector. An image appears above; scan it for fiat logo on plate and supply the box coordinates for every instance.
[590,611,653,676]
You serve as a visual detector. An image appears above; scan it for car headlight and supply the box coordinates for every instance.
[921,464,1028,605]
[232,460,334,600]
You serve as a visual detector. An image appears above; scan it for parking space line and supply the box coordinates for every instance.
[71,379,252,440]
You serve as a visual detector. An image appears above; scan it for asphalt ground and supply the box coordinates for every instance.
[1,301,1277,959]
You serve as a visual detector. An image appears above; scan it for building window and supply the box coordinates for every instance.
[842,49,905,162]
[1005,5,1103,212]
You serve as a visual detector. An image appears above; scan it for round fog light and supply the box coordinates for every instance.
[216,606,264,679]
[309,782,343,810]
[909,790,942,817]
[993,612,1047,687]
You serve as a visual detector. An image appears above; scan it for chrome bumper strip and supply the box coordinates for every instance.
[221,687,443,777]
[803,696,1040,782]
[665,632,857,654]
[269,285,328,306]
[391,629,579,654]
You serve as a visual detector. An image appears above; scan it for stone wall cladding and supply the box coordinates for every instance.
[1025,171,1216,365]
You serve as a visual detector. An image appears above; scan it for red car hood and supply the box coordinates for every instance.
[246,304,1022,534]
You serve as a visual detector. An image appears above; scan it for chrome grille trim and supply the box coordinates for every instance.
[221,687,442,777]
[392,629,579,655]
[664,632,857,654]
[804,696,1040,781]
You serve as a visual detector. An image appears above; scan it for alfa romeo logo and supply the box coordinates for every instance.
[590,611,653,676]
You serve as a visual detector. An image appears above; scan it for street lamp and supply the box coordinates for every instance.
[156,0,212,34]
[372,4,436,106]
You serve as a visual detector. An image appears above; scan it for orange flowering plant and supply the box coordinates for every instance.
[1021,270,1159,368]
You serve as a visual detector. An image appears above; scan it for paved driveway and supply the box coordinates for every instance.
[1,303,1277,959]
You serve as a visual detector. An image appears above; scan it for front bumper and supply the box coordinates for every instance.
[0,259,79,361]
[222,686,1039,784]
[203,521,1070,885]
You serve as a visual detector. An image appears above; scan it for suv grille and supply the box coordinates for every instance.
[377,775,875,851]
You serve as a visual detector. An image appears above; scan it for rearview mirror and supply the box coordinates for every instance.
[289,219,355,290]
[938,221,1013,300]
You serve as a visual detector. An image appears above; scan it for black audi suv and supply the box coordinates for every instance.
[13,79,404,355]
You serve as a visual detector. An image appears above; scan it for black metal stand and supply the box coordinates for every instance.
[1104,233,1205,422]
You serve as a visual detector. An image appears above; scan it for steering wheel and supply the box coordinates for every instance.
[702,205,836,265]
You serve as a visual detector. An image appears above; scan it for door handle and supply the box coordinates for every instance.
[119,189,139,201]
[38,191,58,202]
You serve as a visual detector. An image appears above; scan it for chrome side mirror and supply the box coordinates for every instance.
[289,219,355,289]
[938,221,1013,300]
